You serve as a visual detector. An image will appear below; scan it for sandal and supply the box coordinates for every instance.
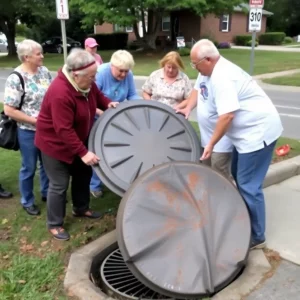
[49,227,70,241]
[72,210,103,219]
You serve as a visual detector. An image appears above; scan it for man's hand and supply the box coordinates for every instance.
[108,102,119,108]
[175,106,192,119]
[81,151,100,166]
[200,144,213,161]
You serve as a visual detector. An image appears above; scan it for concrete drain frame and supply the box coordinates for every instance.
[64,154,300,299]
[64,230,271,300]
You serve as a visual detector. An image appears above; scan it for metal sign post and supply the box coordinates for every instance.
[249,31,257,75]
[55,0,69,64]
[248,0,264,75]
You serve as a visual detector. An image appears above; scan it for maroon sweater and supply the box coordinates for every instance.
[35,70,111,164]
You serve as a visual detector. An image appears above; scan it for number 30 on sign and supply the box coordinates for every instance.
[248,8,262,32]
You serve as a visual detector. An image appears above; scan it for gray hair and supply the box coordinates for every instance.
[66,48,95,75]
[110,50,135,70]
[192,39,220,60]
[17,39,42,62]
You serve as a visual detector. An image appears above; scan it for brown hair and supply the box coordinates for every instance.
[159,51,185,70]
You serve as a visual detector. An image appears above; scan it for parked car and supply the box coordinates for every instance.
[42,37,82,54]
[0,38,7,52]
[0,38,18,52]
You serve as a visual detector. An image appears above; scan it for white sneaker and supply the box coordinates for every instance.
[91,190,103,198]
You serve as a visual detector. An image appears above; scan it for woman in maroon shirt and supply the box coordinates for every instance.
[35,48,118,241]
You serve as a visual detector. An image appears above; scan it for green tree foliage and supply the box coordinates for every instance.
[0,0,54,55]
[264,0,300,37]
[0,0,93,56]
[70,0,246,49]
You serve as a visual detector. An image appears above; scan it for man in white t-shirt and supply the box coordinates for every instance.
[176,39,283,250]
[176,80,233,180]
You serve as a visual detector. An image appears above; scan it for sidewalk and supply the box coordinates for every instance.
[245,174,300,299]
[253,69,300,92]
[232,45,300,52]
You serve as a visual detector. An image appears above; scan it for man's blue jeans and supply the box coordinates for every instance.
[231,140,276,243]
[90,169,102,192]
[90,115,102,192]
[17,128,49,207]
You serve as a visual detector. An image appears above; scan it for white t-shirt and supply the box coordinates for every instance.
[195,74,233,153]
[195,56,283,153]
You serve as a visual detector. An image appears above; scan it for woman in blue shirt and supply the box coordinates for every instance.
[91,50,140,197]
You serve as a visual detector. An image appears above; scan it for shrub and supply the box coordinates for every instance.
[178,47,190,56]
[246,40,258,47]
[217,42,231,49]
[259,32,286,45]
[87,33,128,50]
[284,36,294,44]
[235,35,252,46]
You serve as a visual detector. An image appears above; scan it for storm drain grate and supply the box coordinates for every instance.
[100,248,171,300]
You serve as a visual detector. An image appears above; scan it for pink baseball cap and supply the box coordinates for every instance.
[85,37,99,48]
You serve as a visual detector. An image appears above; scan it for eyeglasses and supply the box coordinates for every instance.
[74,73,96,81]
[113,65,129,74]
[190,57,207,69]
[117,68,129,74]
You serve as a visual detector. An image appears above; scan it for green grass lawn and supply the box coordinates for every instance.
[0,101,299,298]
[284,43,300,48]
[262,72,300,87]
[1,48,300,79]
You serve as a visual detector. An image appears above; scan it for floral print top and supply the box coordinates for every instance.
[142,68,193,108]
[4,66,52,131]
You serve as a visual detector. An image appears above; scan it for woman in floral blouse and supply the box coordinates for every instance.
[142,51,192,108]
[4,39,52,216]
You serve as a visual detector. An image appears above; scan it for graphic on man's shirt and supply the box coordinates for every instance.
[199,82,208,100]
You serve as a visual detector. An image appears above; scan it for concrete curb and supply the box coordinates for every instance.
[63,156,300,299]
[253,69,300,80]
[64,230,117,299]
[212,250,271,300]
[64,231,271,300]
[263,155,300,188]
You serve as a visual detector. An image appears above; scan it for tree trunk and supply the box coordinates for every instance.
[141,10,146,37]
[0,19,17,56]
[143,9,162,50]
[133,22,141,40]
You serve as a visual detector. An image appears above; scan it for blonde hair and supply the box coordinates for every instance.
[159,51,185,70]
[110,50,135,70]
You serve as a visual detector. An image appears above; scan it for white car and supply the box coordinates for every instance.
[0,38,8,52]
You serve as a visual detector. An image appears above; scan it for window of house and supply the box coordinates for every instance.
[220,14,229,32]
[126,26,133,32]
[114,24,124,32]
[162,16,170,32]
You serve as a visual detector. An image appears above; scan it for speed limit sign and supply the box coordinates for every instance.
[248,8,262,32]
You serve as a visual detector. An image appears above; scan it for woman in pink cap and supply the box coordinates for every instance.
[84,37,103,66]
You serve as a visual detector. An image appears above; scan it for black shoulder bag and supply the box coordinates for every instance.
[0,71,25,151]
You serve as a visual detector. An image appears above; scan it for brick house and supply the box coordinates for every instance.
[95,4,272,46]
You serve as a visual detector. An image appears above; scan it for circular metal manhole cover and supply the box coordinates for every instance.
[89,101,200,196]
[117,162,251,299]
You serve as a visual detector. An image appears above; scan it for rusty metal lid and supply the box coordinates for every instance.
[117,162,251,298]
[89,101,201,196]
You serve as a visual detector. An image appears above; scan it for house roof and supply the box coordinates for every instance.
[234,3,273,16]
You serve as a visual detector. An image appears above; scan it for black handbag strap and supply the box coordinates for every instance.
[10,71,25,110]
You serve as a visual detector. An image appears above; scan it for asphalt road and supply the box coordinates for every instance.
[0,69,300,139]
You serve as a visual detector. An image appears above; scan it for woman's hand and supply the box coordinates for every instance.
[174,99,188,110]
[81,151,100,166]
[108,102,119,108]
